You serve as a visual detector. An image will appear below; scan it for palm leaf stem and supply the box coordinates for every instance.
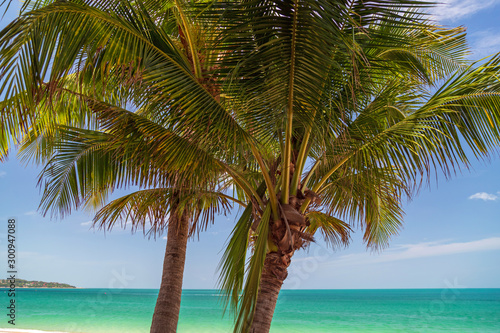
[218,192,246,208]
[289,0,357,197]
[281,0,299,205]
[175,0,202,79]
[301,154,322,190]
[222,165,266,212]
[300,154,351,213]
[250,144,279,220]
[290,116,312,195]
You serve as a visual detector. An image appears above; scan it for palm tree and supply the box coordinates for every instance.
[0,1,250,332]
[208,1,500,332]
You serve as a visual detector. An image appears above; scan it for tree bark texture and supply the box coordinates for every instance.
[150,206,191,333]
[250,252,290,333]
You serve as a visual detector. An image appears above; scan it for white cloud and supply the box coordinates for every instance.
[469,30,500,58]
[316,238,500,268]
[24,211,38,216]
[429,0,499,22]
[373,238,500,263]
[80,221,94,226]
[162,236,168,240]
[0,171,6,177]
[468,192,498,201]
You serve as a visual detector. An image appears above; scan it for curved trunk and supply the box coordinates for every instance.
[250,252,290,333]
[150,206,190,333]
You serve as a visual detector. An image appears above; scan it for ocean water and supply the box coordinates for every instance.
[1,289,499,332]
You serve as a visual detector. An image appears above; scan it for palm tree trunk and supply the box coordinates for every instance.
[250,252,290,333]
[150,205,191,333]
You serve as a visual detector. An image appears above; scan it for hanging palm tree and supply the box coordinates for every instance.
[0,1,253,332]
[207,1,500,332]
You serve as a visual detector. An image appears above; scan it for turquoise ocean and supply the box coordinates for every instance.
[1,289,499,332]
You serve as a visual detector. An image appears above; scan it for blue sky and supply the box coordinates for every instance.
[0,0,500,290]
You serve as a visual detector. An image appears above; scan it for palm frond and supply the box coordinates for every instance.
[94,188,234,237]
[305,211,352,249]
[0,0,254,156]
[234,204,271,333]
[218,181,268,314]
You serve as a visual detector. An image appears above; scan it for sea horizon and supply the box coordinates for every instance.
[2,288,499,332]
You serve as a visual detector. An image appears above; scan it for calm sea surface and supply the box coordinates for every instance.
[1,289,499,332]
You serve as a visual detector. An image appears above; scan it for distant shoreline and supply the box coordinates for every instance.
[17,287,80,289]
[0,328,68,333]
[0,287,78,289]
[0,279,76,289]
